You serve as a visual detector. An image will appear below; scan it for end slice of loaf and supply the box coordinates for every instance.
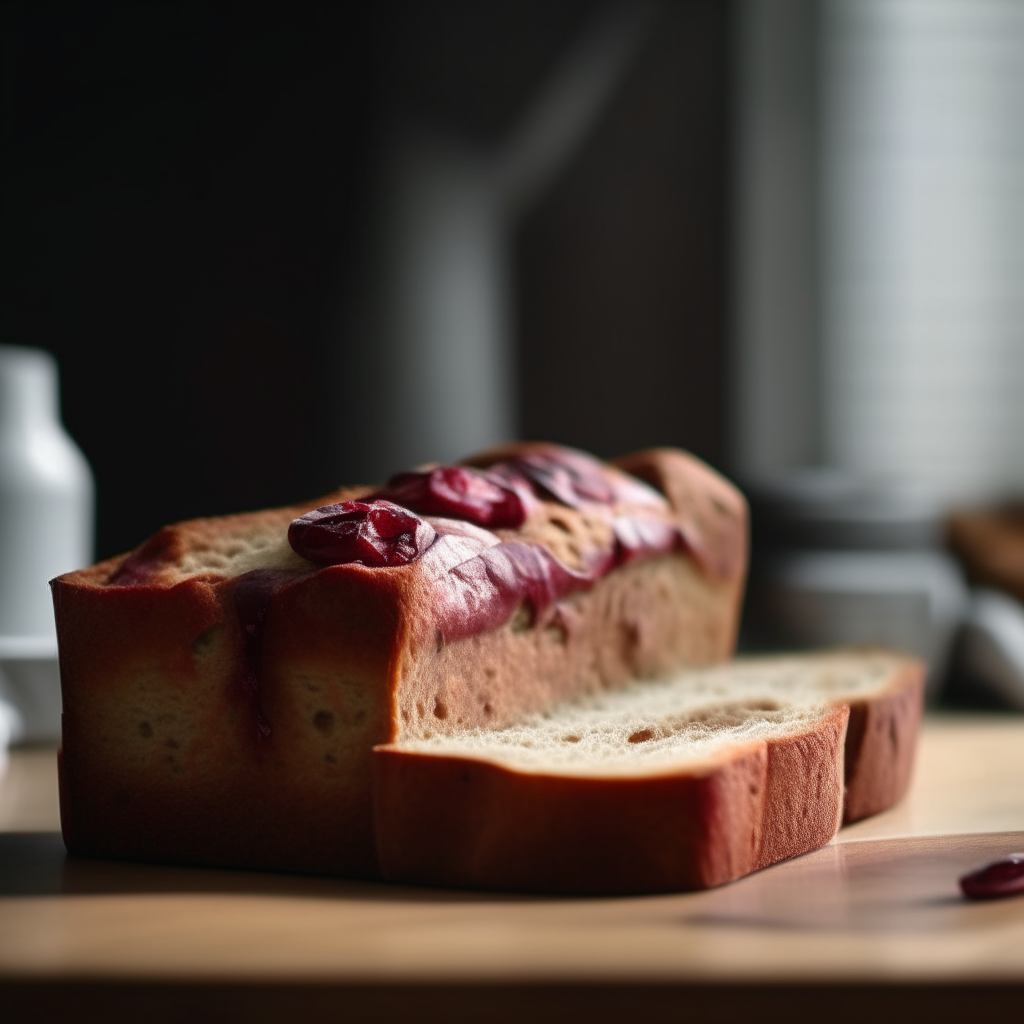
[373,650,924,894]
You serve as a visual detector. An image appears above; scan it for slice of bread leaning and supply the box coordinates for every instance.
[373,649,923,894]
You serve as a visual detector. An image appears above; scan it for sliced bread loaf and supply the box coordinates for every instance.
[52,444,747,877]
[373,650,923,893]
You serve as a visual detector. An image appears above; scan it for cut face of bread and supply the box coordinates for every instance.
[389,653,902,774]
[373,651,924,894]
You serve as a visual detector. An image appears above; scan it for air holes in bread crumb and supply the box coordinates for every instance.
[545,622,568,645]
[191,625,221,656]
[433,699,448,720]
[549,517,572,533]
[562,735,580,744]
[314,710,334,734]
[510,603,532,633]
[138,722,153,739]
[629,729,654,744]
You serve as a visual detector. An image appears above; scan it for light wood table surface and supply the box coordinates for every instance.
[1,714,1022,1022]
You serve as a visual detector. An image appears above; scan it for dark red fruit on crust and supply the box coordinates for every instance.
[373,466,526,528]
[433,539,597,642]
[959,853,1024,900]
[289,500,436,567]
[508,451,615,508]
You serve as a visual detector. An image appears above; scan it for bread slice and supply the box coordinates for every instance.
[373,650,924,894]
[52,444,747,877]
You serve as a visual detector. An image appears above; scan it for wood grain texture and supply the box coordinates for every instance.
[1,715,1022,1000]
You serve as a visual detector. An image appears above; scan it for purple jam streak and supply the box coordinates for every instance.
[612,514,680,564]
[283,447,687,645]
[288,500,436,567]
[959,853,1024,900]
[372,465,526,528]
[499,446,667,512]
[233,569,300,741]
[107,528,178,586]
[429,537,598,642]
[107,556,156,587]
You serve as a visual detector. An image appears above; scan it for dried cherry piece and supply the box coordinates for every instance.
[374,466,525,528]
[508,450,615,509]
[959,853,1024,900]
[289,500,435,567]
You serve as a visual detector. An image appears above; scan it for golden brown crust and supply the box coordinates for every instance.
[372,706,848,894]
[612,448,748,583]
[842,659,924,822]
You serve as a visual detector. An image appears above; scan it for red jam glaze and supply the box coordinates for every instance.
[959,853,1024,900]
[500,446,667,512]
[426,530,600,642]
[106,527,180,586]
[284,447,686,643]
[371,466,526,529]
[289,500,437,567]
[233,569,302,741]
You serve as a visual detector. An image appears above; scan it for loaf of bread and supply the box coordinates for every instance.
[375,650,923,893]
[52,444,747,877]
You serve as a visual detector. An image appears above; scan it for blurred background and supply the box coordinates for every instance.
[1,0,1023,734]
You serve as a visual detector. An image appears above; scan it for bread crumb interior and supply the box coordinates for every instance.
[395,652,902,776]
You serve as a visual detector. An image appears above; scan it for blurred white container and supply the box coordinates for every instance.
[0,345,93,745]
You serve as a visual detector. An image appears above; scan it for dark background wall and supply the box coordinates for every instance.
[1,0,732,561]
[516,1,731,467]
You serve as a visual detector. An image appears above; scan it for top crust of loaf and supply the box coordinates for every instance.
[66,444,747,594]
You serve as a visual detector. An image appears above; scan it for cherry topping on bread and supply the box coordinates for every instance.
[506,451,615,508]
[289,500,436,567]
[373,466,526,528]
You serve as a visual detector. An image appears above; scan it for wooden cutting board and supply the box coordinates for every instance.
[1,714,1022,1022]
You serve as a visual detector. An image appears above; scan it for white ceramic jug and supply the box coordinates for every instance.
[0,345,93,744]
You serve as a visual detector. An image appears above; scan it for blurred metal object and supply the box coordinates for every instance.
[956,589,1024,711]
[756,549,967,700]
[746,469,968,699]
[0,346,93,745]
[751,469,945,550]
